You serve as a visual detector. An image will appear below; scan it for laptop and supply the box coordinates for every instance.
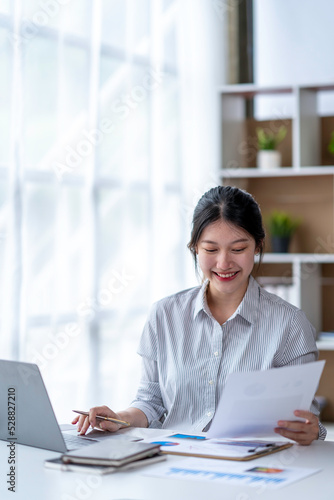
[0,359,129,453]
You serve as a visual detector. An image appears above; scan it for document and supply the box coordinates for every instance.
[143,457,321,489]
[208,360,325,438]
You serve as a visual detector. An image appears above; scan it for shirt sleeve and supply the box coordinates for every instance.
[278,309,327,440]
[278,308,318,366]
[129,303,167,427]
[311,398,327,440]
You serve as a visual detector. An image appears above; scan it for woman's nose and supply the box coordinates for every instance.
[216,251,231,269]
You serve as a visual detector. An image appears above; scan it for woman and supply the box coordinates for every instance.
[73,186,326,445]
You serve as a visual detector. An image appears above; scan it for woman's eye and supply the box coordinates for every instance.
[204,248,216,253]
[233,248,246,253]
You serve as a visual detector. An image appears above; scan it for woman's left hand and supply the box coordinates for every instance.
[274,410,319,445]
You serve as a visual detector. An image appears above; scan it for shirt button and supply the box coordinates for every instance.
[207,411,212,417]
[214,351,219,357]
[209,380,214,385]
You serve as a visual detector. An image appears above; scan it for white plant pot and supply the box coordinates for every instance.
[257,150,281,170]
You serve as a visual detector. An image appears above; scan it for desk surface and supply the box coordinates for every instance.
[1,428,334,500]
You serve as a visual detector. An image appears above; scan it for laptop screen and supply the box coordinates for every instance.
[0,359,67,452]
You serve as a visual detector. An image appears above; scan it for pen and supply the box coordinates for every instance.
[72,410,131,427]
[248,443,275,452]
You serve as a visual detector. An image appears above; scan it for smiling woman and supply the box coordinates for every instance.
[188,186,265,324]
[196,220,258,325]
[74,185,327,446]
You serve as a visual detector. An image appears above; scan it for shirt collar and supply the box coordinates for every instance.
[234,275,259,324]
[193,279,210,319]
[193,275,260,324]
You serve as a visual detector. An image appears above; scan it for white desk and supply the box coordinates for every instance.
[1,429,334,500]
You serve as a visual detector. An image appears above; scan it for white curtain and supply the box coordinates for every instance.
[0,0,225,422]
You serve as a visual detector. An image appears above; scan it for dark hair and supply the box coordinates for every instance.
[188,185,265,271]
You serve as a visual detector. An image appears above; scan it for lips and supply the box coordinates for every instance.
[215,272,237,278]
[213,271,239,281]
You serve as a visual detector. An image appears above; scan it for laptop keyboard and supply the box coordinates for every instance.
[63,434,97,450]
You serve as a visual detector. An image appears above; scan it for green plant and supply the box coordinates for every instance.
[328,131,334,155]
[267,211,301,238]
[256,126,287,150]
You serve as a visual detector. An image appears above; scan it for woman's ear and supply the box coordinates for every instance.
[255,240,264,256]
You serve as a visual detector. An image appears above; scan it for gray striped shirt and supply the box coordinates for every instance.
[130,276,326,439]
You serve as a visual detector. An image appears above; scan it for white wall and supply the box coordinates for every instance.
[177,0,227,286]
[253,0,334,114]
[254,0,334,86]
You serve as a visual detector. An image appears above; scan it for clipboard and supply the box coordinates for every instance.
[157,438,293,461]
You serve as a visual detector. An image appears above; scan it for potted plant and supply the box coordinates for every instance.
[256,125,287,170]
[267,210,301,253]
[328,131,334,156]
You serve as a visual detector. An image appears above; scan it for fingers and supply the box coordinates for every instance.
[293,409,315,422]
[74,406,122,435]
[88,406,121,432]
[274,427,317,445]
[275,410,319,445]
[78,415,91,435]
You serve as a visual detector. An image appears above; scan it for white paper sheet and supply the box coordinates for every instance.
[207,360,325,438]
[143,457,321,489]
[141,436,290,459]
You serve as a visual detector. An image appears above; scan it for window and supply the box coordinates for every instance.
[0,0,224,422]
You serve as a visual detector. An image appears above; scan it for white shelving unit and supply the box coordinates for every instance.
[316,339,334,351]
[219,83,334,335]
[220,166,334,178]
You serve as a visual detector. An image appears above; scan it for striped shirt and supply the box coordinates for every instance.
[130,276,327,439]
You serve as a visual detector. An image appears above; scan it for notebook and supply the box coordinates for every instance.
[0,359,133,453]
[45,453,166,474]
[61,440,162,467]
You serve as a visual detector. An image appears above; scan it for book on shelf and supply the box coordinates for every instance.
[257,278,298,307]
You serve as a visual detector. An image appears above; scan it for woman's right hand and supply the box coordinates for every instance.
[71,405,125,435]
